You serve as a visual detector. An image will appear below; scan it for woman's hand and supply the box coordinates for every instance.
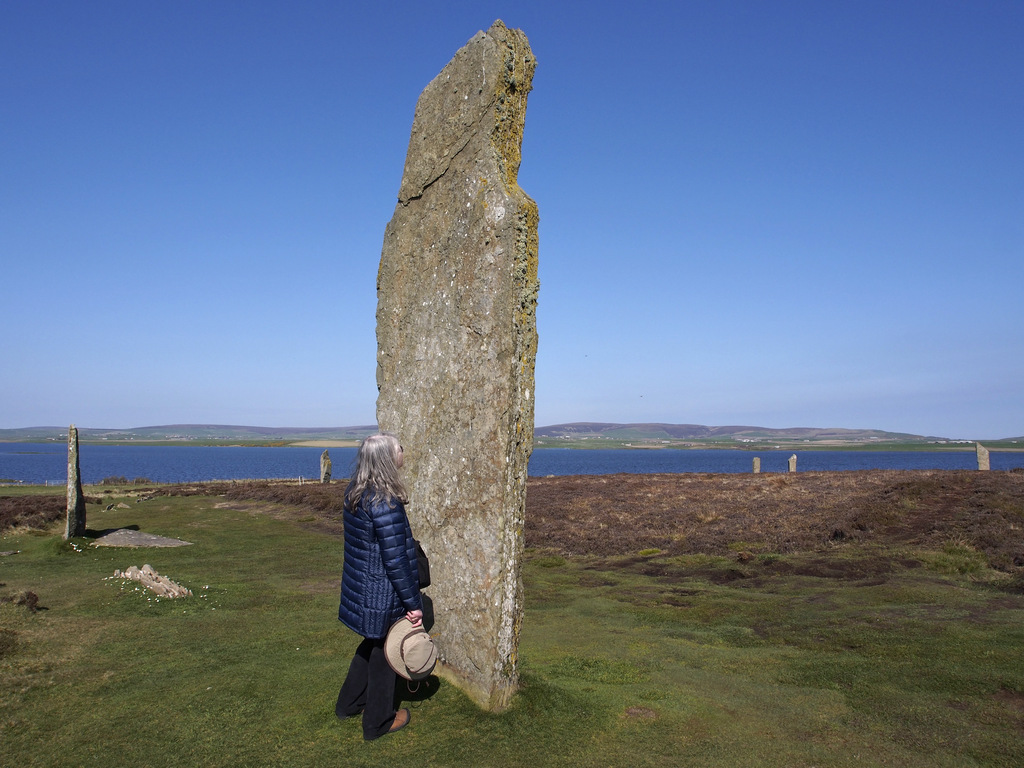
[405,609,423,627]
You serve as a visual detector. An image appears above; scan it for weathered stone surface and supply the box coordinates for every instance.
[977,442,991,471]
[788,454,798,473]
[112,564,192,598]
[320,450,332,484]
[95,529,192,548]
[375,20,538,711]
[752,457,761,474]
[64,425,86,539]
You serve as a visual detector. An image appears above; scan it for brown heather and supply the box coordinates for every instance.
[525,470,1024,572]
[0,494,70,531]
[5,469,1023,575]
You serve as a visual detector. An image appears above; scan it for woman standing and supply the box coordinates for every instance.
[336,433,423,740]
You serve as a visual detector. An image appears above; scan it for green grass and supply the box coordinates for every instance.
[2,494,1023,767]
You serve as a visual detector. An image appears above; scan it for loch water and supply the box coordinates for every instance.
[2,443,1023,486]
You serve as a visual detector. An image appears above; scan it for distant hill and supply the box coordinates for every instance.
[2,422,1008,444]
[0,425,379,443]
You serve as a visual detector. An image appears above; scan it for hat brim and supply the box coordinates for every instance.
[384,617,437,681]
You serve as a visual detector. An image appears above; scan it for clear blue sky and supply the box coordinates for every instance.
[2,1,1021,439]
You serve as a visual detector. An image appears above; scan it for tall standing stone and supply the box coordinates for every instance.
[788,454,798,473]
[376,20,538,711]
[976,442,990,471]
[320,450,332,484]
[752,457,761,474]
[64,425,86,539]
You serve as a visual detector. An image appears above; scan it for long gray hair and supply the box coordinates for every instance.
[344,433,408,510]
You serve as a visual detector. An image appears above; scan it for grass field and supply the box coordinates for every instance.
[2,476,1023,767]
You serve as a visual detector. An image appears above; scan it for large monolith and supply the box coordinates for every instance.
[64,425,86,539]
[376,20,538,711]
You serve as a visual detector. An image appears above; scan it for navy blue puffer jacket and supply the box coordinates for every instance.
[338,494,422,639]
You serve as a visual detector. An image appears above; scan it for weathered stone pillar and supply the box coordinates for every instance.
[976,442,990,471]
[752,457,761,474]
[788,454,798,473]
[64,425,86,539]
[320,450,332,483]
[376,20,538,711]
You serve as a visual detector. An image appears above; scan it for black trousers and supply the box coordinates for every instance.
[336,636,399,740]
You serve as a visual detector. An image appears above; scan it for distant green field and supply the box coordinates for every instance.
[532,437,1018,451]
[2,489,1022,766]
[6,423,1019,451]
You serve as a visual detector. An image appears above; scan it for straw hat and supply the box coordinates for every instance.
[384,617,437,681]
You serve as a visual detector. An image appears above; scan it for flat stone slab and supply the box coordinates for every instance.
[93,529,192,548]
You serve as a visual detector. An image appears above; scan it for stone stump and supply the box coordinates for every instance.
[375,20,538,711]
[64,425,86,539]
[976,442,990,471]
[788,454,798,473]
[113,564,192,598]
[752,457,761,474]
[320,450,332,483]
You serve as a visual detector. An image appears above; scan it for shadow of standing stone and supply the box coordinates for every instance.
[64,425,86,539]
[376,20,538,711]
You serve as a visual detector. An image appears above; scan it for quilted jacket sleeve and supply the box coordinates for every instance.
[369,499,423,614]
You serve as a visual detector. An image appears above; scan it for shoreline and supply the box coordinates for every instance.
[287,439,360,448]
[2,435,1022,452]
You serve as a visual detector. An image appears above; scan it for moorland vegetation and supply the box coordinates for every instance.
[1,470,1022,766]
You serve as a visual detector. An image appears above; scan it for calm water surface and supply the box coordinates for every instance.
[2,443,1022,486]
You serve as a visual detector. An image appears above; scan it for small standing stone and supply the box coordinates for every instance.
[320,450,332,484]
[788,454,798,473]
[976,442,990,471]
[752,457,761,474]
[64,425,86,539]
